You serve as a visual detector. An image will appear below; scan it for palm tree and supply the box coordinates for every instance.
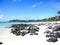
[57,11,60,21]
[57,11,60,20]
[57,11,60,14]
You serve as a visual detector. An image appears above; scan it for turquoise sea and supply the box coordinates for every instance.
[0,22,40,28]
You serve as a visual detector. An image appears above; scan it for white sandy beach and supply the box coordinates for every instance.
[0,25,60,45]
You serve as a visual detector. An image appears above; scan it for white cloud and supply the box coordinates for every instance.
[0,14,6,21]
[0,14,4,19]
[32,1,43,8]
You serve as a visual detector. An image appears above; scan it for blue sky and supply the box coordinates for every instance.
[0,0,60,21]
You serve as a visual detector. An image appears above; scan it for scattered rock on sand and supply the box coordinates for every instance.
[45,25,60,42]
[10,24,39,36]
[47,37,58,42]
[0,42,3,45]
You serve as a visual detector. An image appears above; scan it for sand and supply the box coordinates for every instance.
[0,25,60,45]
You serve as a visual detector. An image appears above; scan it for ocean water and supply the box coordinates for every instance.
[0,22,40,28]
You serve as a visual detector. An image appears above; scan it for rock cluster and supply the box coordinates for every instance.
[0,42,3,45]
[44,25,60,42]
[10,24,39,36]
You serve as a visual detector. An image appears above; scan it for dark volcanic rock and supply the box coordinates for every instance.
[47,37,58,42]
[45,25,60,42]
[53,25,60,31]
[48,26,52,29]
[11,24,31,30]
[29,25,39,31]
[0,42,3,44]
[46,31,60,38]
[20,30,29,36]
[53,32,60,38]
[44,30,51,34]
[10,24,39,36]
[46,34,51,37]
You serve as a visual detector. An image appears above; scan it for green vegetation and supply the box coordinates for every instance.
[9,19,41,22]
[9,11,60,22]
[57,11,60,14]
